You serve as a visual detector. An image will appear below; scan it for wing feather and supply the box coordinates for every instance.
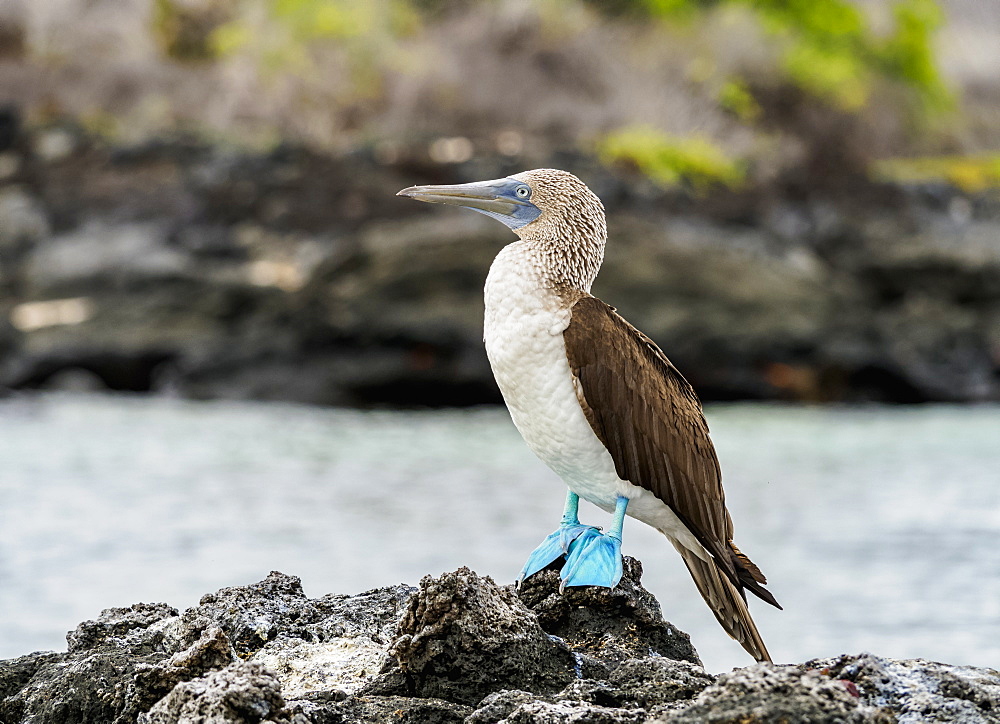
[563,295,781,633]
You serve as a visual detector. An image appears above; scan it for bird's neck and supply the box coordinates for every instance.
[513,227,606,294]
[513,204,607,294]
[527,237,603,294]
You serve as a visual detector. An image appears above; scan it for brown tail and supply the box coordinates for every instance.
[672,541,774,663]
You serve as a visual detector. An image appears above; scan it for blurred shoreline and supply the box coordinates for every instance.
[1,123,999,405]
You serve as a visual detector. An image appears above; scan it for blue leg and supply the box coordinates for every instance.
[559,495,628,591]
[518,491,601,584]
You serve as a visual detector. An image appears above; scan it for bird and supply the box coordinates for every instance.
[397,168,780,662]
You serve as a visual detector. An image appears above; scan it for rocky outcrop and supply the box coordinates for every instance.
[388,567,579,704]
[1,123,1000,404]
[139,662,298,724]
[2,561,999,723]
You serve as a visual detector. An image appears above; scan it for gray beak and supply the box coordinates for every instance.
[396,179,529,218]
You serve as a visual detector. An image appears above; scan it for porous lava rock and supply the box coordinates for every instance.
[662,663,882,723]
[139,661,300,724]
[3,567,1000,723]
[517,557,702,667]
[389,567,577,705]
[0,600,231,724]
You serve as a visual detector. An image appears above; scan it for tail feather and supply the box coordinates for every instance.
[672,541,774,663]
[729,543,782,610]
[729,541,767,583]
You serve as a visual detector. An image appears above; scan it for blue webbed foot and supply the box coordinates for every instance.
[518,523,601,583]
[559,531,623,591]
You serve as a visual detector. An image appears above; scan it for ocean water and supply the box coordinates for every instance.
[0,393,998,674]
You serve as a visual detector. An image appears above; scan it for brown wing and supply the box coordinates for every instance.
[564,296,779,659]
[565,296,730,567]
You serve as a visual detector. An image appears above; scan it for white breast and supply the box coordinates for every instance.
[484,245,620,506]
[483,244,709,557]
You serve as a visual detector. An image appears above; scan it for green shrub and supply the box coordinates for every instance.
[587,0,951,116]
[872,154,1000,191]
[755,0,950,113]
[718,78,761,121]
[153,0,237,61]
[210,0,420,92]
[597,126,746,190]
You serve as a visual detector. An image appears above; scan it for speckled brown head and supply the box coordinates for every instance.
[506,169,606,243]
[397,168,607,290]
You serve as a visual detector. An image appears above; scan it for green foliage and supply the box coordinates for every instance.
[872,154,1000,192]
[583,0,710,20]
[718,78,761,121]
[587,0,952,116]
[756,0,872,110]
[781,39,868,110]
[752,0,950,113]
[210,0,420,94]
[153,0,237,61]
[266,0,419,42]
[877,0,951,114]
[597,126,745,190]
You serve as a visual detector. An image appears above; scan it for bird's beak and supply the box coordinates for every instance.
[396,179,530,218]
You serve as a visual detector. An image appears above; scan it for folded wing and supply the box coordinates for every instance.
[563,295,780,661]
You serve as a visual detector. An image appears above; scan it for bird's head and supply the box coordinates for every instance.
[397,168,605,243]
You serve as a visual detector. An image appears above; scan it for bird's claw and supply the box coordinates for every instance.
[559,531,623,591]
[518,523,601,584]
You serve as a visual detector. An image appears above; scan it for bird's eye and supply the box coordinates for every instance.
[515,186,530,198]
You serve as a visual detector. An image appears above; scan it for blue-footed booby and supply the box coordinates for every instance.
[397,169,780,662]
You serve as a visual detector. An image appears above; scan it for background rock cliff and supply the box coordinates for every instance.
[1,124,999,405]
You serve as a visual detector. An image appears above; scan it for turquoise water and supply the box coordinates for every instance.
[1,393,998,673]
